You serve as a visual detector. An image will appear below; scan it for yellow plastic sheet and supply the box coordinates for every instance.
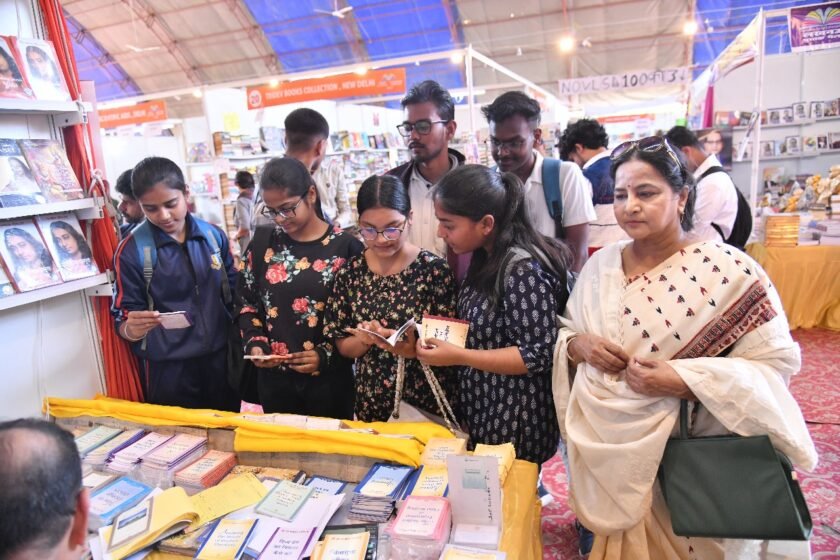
[46,396,451,466]
[747,243,840,330]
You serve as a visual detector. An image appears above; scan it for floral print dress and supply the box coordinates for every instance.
[324,250,458,422]
[236,224,363,418]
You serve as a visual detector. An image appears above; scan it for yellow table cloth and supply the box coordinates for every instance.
[747,243,840,331]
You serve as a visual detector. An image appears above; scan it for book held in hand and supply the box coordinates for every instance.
[421,315,470,348]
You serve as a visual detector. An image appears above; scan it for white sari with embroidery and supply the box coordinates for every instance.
[553,241,818,560]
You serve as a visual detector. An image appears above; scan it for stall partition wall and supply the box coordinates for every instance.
[0,0,106,419]
[714,49,840,189]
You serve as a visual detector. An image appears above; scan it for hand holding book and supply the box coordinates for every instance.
[345,318,418,358]
[248,347,291,369]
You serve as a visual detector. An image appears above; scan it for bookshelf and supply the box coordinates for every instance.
[0,272,110,312]
[0,197,103,220]
[0,99,92,127]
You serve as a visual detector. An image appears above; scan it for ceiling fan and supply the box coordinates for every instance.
[314,0,353,19]
[125,0,162,53]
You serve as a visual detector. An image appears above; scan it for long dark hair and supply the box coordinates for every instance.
[260,157,325,221]
[3,227,53,270]
[25,45,60,85]
[0,46,24,83]
[610,139,697,232]
[434,164,571,302]
[356,174,410,217]
[50,221,92,261]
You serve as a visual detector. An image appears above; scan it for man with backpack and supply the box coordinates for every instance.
[483,92,595,272]
[665,126,751,248]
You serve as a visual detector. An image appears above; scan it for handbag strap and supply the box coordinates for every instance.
[679,399,689,440]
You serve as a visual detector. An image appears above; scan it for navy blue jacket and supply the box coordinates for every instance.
[584,156,615,205]
[112,214,237,361]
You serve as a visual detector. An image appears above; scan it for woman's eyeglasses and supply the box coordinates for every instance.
[260,196,304,220]
[358,221,407,241]
[397,119,449,137]
[610,136,683,170]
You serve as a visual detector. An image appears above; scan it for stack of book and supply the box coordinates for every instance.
[387,496,451,560]
[106,432,173,474]
[74,425,122,458]
[88,476,153,530]
[349,463,415,523]
[311,531,371,560]
[313,524,378,560]
[439,545,507,559]
[174,450,237,494]
[473,443,516,484]
[137,433,207,487]
[83,429,145,469]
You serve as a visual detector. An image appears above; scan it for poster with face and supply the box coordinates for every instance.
[0,219,61,292]
[697,127,732,168]
[13,38,70,101]
[35,213,99,281]
[0,138,47,207]
[0,36,34,100]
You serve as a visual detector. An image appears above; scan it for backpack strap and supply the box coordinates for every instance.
[195,218,232,307]
[699,165,726,181]
[542,158,565,239]
[130,221,156,351]
[495,246,533,302]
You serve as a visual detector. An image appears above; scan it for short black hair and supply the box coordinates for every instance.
[234,170,255,190]
[131,157,186,198]
[0,419,81,558]
[284,108,330,152]
[558,119,608,159]
[114,169,134,200]
[665,126,703,150]
[481,91,541,129]
[401,80,455,122]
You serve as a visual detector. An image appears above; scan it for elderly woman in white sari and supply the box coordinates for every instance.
[552,136,818,559]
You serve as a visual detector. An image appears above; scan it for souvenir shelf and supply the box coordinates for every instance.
[0,271,111,312]
[0,99,92,127]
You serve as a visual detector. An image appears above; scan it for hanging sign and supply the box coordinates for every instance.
[98,100,168,128]
[247,68,407,110]
[558,67,689,96]
[789,2,840,52]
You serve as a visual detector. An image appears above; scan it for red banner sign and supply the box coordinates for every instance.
[98,100,168,128]
[247,68,407,110]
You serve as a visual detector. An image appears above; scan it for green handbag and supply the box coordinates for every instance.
[658,400,813,540]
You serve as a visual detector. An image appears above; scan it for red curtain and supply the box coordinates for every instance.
[39,0,143,401]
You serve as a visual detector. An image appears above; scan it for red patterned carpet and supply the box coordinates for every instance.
[541,328,840,559]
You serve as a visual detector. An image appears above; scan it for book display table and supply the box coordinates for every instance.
[746,243,840,330]
[48,396,543,559]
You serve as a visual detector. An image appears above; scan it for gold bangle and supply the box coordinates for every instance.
[122,323,145,342]
[566,335,579,363]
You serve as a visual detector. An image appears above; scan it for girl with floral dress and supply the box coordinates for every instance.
[324,175,458,422]
[235,157,362,418]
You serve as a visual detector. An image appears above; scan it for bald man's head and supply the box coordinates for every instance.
[0,419,87,560]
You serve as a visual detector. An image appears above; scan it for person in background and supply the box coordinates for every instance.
[233,170,255,254]
[236,157,362,418]
[559,118,628,251]
[112,157,239,411]
[387,80,465,263]
[417,164,570,468]
[114,169,143,237]
[284,108,354,229]
[665,126,738,243]
[325,174,458,422]
[0,419,89,560]
[555,137,816,559]
[482,91,595,272]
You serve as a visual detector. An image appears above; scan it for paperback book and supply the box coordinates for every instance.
[316,525,378,560]
[195,518,260,560]
[13,37,71,101]
[0,219,62,291]
[88,476,154,530]
[0,36,34,99]
[18,139,84,202]
[0,138,46,207]
[255,480,314,521]
[36,212,100,281]
[349,462,415,522]
[75,424,123,457]
[84,428,145,468]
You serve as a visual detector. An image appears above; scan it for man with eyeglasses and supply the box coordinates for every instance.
[665,126,738,244]
[387,80,465,260]
[483,91,595,272]
[0,419,90,560]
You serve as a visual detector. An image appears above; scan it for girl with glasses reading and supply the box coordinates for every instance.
[235,157,363,418]
[553,136,816,558]
[324,174,458,422]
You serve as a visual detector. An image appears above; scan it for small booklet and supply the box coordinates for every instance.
[75,425,123,457]
[421,315,470,348]
[314,532,370,560]
[404,465,449,498]
[439,545,507,559]
[158,311,192,330]
[315,525,377,560]
[420,438,467,467]
[473,443,516,484]
[345,317,416,347]
[304,475,348,498]
[390,496,450,540]
[195,518,260,560]
[187,473,268,533]
[89,477,154,530]
[255,480,314,521]
[257,526,315,559]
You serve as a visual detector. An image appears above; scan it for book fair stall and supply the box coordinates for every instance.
[2,0,840,558]
[688,6,840,331]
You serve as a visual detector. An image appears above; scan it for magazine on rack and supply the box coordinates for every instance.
[0,219,61,292]
[0,36,34,99]
[18,139,84,202]
[12,37,71,101]
[0,138,47,207]
[36,212,99,281]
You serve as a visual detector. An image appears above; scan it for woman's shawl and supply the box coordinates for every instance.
[552,241,818,535]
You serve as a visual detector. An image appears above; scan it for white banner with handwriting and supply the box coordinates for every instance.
[558,67,690,96]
